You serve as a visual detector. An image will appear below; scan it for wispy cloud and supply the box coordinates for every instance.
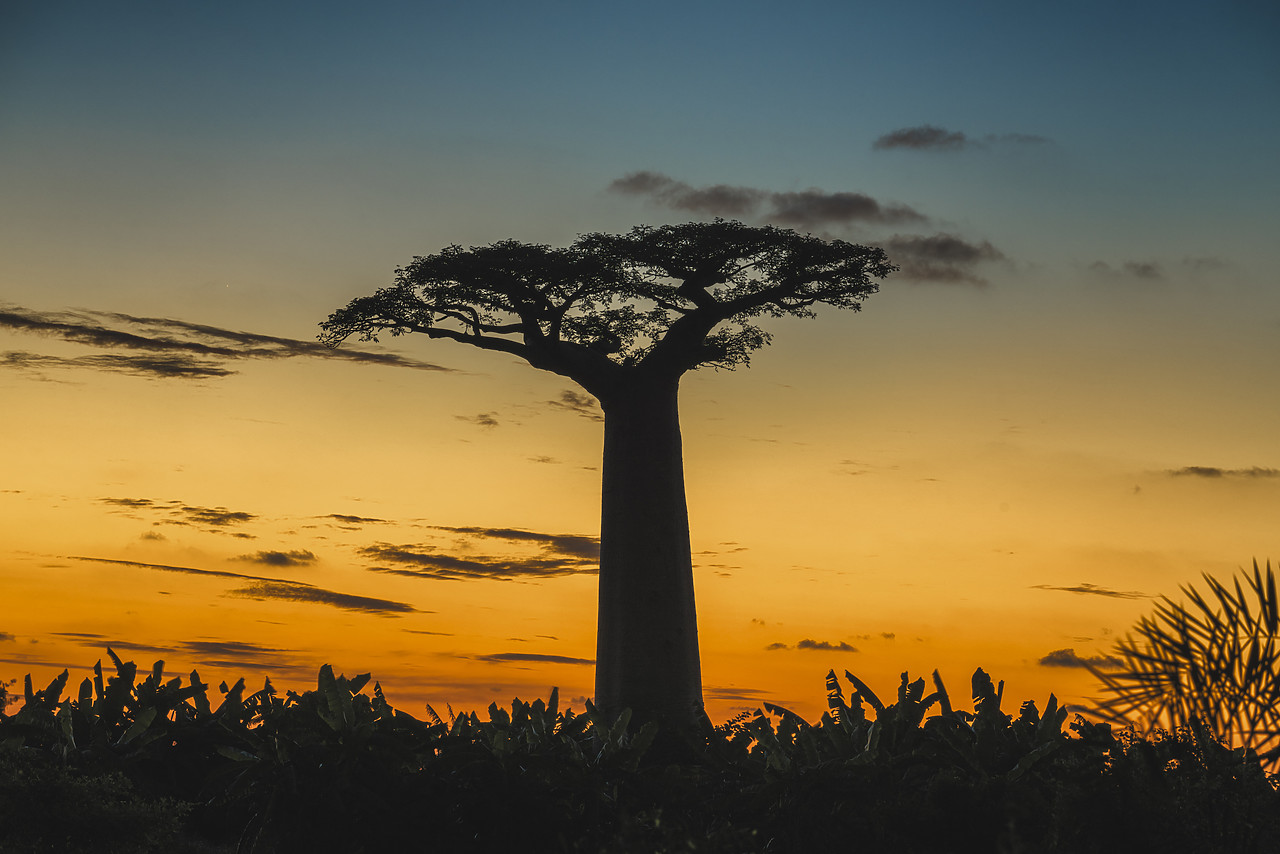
[872,125,1050,151]
[475,652,594,665]
[0,305,453,380]
[548,390,603,421]
[885,233,1006,286]
[767,638,858,652]
[0,632,16,642]
[233,550,317,567]
[67,555,417,616]
[364,545,596,581]
[1038,648,1123,669]
[608,172,926,227]
[1088,260,1164,281]
[1032,582,1147,599]
[100,497,257,529]
[1167,466,1280,479]
[227,581,416,615]
[430,526,601,561]
[457,412,500,428]
[323,513,390,526]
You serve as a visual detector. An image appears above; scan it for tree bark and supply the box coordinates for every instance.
[594,375,704,727]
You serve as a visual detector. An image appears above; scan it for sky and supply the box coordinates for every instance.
[1,0,1277,722]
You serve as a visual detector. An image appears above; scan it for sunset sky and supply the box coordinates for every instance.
[2,1,1277,722]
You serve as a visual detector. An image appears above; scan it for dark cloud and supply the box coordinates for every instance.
[101,498,156,508]
[704,686,774,702]
[430,526,601,560]
[1167,466,1280,479]
[101,498,257,529]
[324,513,389,525]
[607,172,766,216]
[365,546,596,582]
[475,652,594,665]
[548,390,603,421]
[872,126,1050,151]
[796,638,858,652]
[873,125,970,151]
[68,555,417,616]
[0,305,453,380]
[1,350,235,380]
[0,632,15,642]
[608,172,925,228]
[885,234,1006,285]
[528,455,560,464]
[404,629,454,636]
[139,531,166,541]
[233,550,317,567]
[768,639,858,652]
[1039,648,1124,669]
[457,412,500,428]
[176,504,256,528]
[764,190,925,228]
[226,581,416,616]
[69,555,277,582]
[1032,582,1146,599]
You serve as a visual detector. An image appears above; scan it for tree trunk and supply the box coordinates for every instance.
[594,375,704,727]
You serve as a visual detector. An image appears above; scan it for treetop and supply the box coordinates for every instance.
[320,220,894,394]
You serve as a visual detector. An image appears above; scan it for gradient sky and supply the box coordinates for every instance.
[2,0,1277,721]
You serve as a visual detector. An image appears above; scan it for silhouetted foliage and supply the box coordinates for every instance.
[1090,559,1280,770]
[3,651,1278,853]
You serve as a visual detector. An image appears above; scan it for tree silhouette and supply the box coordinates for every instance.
[1088,559,1280,770]
[320,220,894,728]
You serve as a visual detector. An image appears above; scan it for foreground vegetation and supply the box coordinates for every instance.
[3,653,1278,853]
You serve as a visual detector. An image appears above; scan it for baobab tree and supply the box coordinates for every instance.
[320,220,894,729]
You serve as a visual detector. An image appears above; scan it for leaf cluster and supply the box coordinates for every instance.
[319,221,894,384]
[1091,560,1280,768]
[3,652,1278,853]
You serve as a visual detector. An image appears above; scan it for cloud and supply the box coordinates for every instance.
[324,513,389,526]
[528,455,560,464]
[457,412,500,428]
[1038,648,1124,669]
[475,652,594,665]
[67,555,417,616]
[233,550,317,567]
[1032,582,1146,599]
[1088,260,1164,281]
[430,526,601,560]
[364,546,596,581]
[764,190,925,228]
[872,125,1050,151]
[0,632,15,642]
[548,390,604,421]
[885,233,1006,285]
[767,639,858,652]
[100,497,257,530]
[704,685,774,702]
[1167,466,1280,479]
[226,581,417,615]
[873,125,970,151]
[607,172,766,216]
[1,350,235,380]
[608,171,926,228]
[0,305,453,380]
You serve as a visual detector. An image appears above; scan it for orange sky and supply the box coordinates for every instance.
[3,2,1278,724]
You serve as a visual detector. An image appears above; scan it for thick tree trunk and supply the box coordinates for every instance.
[594,376,704,727]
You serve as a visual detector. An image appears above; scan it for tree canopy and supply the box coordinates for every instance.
[320,220,895,401]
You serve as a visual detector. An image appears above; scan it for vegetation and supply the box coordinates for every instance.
[3,650,1277,853]
[320,221,894,726]
[1090,560,1280,769]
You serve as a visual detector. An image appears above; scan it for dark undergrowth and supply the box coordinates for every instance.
[2,653,1278,853]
